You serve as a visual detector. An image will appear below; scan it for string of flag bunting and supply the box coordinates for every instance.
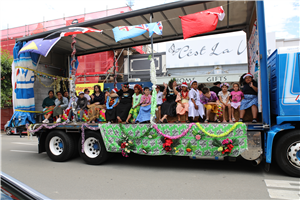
[18,5,226,57]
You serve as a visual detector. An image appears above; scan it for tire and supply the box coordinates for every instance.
[45,130,74,162]
[78,130,109,165]
[275,130,300,177]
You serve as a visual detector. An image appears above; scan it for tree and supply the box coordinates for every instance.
[1,50,13,108]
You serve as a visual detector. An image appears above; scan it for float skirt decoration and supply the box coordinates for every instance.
[99,123,248,157]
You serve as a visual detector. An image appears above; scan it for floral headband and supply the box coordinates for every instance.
[243,73,253,79]
[220,83,230,88]
[134,84,143,92]
[122,84,129,88]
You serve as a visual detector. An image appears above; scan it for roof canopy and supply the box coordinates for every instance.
[16,1,255,56]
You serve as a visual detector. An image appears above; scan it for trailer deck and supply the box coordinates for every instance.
[28,122,264,132]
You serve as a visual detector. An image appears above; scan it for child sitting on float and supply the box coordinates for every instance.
[218,83,233,123]
[105,88,119,123]
[200,87,221,123]
[230,83,244,122]
[66,91,87,123]
[175,82,189,123]
[126,84,143,124]
[136,87,152,123]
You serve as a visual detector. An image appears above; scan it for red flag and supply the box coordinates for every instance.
[179,6,225,40]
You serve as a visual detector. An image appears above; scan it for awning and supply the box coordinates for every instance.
[16,1,255,57]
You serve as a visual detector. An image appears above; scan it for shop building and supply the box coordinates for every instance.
[159,31,248,87]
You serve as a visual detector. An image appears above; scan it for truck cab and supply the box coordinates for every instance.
[268,46,300,125]
[265,46,300,177]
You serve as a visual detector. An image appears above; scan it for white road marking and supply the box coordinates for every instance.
[265,179,300,200]
[11,142,37,146]
[267,189,300,200]
[265,179,300,189]
[10,150,37,153]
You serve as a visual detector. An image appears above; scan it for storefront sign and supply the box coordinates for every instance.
[166,31,247,68]
[156,74,242,85]
[75,83,104,94]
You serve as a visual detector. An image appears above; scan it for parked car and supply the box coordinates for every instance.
[4,121,13,135]
[4,121,27,135]
[1,172,51,200]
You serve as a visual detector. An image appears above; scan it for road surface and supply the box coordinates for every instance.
[1,133,299,199]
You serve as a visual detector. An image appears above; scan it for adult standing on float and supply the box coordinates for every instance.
[116,83,134,123]
[160,78,179,123]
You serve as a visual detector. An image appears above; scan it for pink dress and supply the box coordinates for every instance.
[176,91,189,115]
[230,91,244,109]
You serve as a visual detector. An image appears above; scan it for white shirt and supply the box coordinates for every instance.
[188,88,205,118]
[188,89,200,103]
[84,94,91,105]
[156,91,163,105]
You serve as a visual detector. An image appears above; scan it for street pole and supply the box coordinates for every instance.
[150,13,154,59]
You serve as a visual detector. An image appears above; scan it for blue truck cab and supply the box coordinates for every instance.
[268,46,300,124]
[265,46,300,176]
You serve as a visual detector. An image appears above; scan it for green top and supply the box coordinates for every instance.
[132,94,142,108]
[42,96,56,108]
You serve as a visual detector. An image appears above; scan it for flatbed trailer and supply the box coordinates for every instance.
[9,1,300,177]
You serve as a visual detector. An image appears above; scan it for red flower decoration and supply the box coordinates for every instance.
[164,146,172,152]
[121,142,126,149]
[222,148,230,154]
[227,144,234,151]
[164,138,173,146]
[186,148,192,152]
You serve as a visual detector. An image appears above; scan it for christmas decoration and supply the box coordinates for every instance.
[212,138,239,155]
[99,123,247,157]
[185,142,197,152]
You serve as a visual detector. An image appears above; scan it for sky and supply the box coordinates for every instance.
[0,0,299,40]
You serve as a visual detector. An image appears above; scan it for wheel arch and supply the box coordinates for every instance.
[265,123,295,163]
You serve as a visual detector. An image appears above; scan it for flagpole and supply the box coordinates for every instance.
[149,13,157,125]
[150,13,154,58]
[70,34,78,122]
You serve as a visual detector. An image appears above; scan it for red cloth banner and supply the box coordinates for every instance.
[179,6,225,40]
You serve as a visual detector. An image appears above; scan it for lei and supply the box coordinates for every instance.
[195,122,243,138]
[181,90,189,99]
[106,96,119,109]
[132,93,142,108]
[152,122,243,139]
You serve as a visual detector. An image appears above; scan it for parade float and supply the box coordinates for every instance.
[8,1,300,177]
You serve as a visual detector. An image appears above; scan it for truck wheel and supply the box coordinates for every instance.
[45,130,74,162]
[275,130,300,177]
[79,131,109,165]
